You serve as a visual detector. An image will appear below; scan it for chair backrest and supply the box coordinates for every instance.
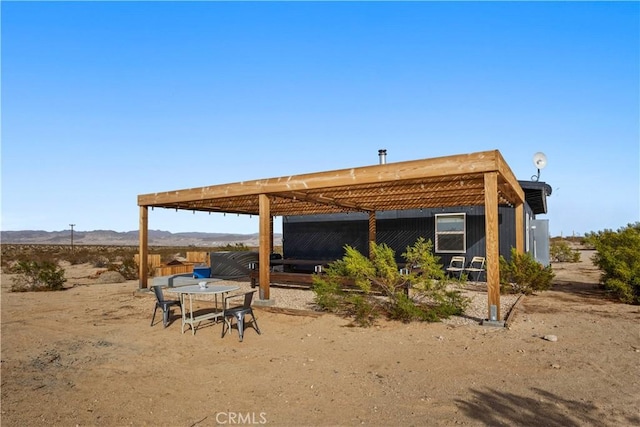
[469,256,485,269]
[152,285,165,302]
[225,290,256,310]
[449,256,465,268]
[241,290,256,308]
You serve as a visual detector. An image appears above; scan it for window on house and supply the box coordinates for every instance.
[435,213,466,253]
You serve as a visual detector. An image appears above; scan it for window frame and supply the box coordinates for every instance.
[435,213,467,253]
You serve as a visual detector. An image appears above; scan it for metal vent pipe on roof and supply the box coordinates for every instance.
[378,149,387,165]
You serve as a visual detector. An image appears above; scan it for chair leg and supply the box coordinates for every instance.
[250,312,261,335]
[236,314,245,342]
[151,305,158,327]
[222,312,260,341]
[221,316,229,338]
[162,307,170,328]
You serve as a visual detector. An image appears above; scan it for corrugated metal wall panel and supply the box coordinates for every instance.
[377,216,432,263]
[283,220,368,271]
[283,205,528,266]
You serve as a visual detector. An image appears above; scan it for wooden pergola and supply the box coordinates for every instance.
[138,149,525,321]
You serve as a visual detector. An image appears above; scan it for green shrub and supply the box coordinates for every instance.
[346,293,381,327]
[499,248,554,295]
[107,257,139,280]
[401,237,446,281]
[584,223,640,304]
[312,238,468,326]
[11,261,67,292]
[311,275,344,312]
[216,243,250,252]
[550,240,581,263]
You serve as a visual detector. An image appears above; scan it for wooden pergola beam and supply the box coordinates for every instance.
[484,172,501,322]
[515,203,524,254]
[273,191,372,213]
[368,212,376,258]
[138,151,513,206]
[258,194,271,301]
[138,206,148,289]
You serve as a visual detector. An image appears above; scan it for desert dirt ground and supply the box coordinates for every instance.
[1,250,639,427]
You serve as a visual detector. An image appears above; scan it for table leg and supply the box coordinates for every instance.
[180,293,187,334]
[189,294,196,335]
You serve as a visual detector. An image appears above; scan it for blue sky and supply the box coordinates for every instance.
[2,1,638,237]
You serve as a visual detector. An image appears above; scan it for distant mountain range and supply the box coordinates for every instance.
[0,229,283,247]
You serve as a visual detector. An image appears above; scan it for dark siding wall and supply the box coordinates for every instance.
[283,217,368,271]
[498,206,516,262]
[377,216,432,262]
[283,205,525,265]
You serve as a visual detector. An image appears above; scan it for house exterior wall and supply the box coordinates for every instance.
[283,204,536,270]
[530,219,551,266]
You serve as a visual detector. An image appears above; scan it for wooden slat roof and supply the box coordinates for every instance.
[137,150,525,216]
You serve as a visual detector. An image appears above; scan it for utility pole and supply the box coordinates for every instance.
[69,224,76,253]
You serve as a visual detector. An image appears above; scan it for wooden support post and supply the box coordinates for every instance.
[269,215,274,255]
[368,211,376,258]
[259,194,271,301]
[515,202,524,254]
[484,172,501,321]
[139,206,148,289]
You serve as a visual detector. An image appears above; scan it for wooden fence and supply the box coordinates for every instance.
[154,264,194,277]
[186,251,210,266]
[134,254,163,269]
[135,252,209,277]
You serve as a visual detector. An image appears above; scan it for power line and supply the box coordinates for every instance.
[69,224,76,253]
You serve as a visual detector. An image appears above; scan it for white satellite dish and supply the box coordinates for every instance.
[532,152,547,181]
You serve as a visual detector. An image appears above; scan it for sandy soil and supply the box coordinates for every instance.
[1,251,639,426]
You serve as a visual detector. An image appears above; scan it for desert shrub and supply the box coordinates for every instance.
[401,237,446,281]
[584,223,640,304]
[11,261,67,292]
[499,248,554,295]
[107,257,139,280]
[91,255,111,268]
[216,243,250,252]
[346,293,380,327]
[312,238,468,326]
[4,250,60,269]
[311,275,344,312]
[96,271,126,284]
[66,247,94,265]
[550,240,581,263]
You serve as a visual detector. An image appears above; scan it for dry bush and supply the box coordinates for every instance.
[10,260,67,292]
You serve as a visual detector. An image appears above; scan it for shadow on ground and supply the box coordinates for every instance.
[455,387,638,427]
[549,280,614,304]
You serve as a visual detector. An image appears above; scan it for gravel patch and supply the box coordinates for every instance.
[441,283,520,326]
[203,278,519,326]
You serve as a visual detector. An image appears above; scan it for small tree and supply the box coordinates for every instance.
[550,240,581,263]
[312,238,468,326]
[11,261,67,292]
[585,223,640,304]
[499,248,554,295]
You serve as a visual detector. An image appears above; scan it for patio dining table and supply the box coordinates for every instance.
[166,283,239,335]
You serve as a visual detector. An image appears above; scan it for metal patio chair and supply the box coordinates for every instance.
[221,290,261,342]
[445,256,466,279]
[465,256,486,281]
[150,285,182,328]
